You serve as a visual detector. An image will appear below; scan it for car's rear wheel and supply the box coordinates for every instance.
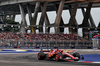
[38,53,41,60]
[38,52,46,60]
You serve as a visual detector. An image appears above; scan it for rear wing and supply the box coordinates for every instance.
[40,49,50,52]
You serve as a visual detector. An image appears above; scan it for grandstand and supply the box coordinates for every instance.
[0,0,100,49]
[0,33,92,49]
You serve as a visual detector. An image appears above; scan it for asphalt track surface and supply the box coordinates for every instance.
[0,49,99,66]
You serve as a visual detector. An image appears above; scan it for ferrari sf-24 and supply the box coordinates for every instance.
[38,49,84,61]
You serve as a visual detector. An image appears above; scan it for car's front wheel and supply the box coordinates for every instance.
[55,55,60,61]
[73,52,80,61]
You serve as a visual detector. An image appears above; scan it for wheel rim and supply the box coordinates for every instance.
[55,55,59,61]
[38,54,41,60]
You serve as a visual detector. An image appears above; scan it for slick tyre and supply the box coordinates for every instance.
[55,55,60,62]
[73,52,80,61]
[38,52,46,60]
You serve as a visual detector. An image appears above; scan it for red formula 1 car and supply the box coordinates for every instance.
[38,49,84,61]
